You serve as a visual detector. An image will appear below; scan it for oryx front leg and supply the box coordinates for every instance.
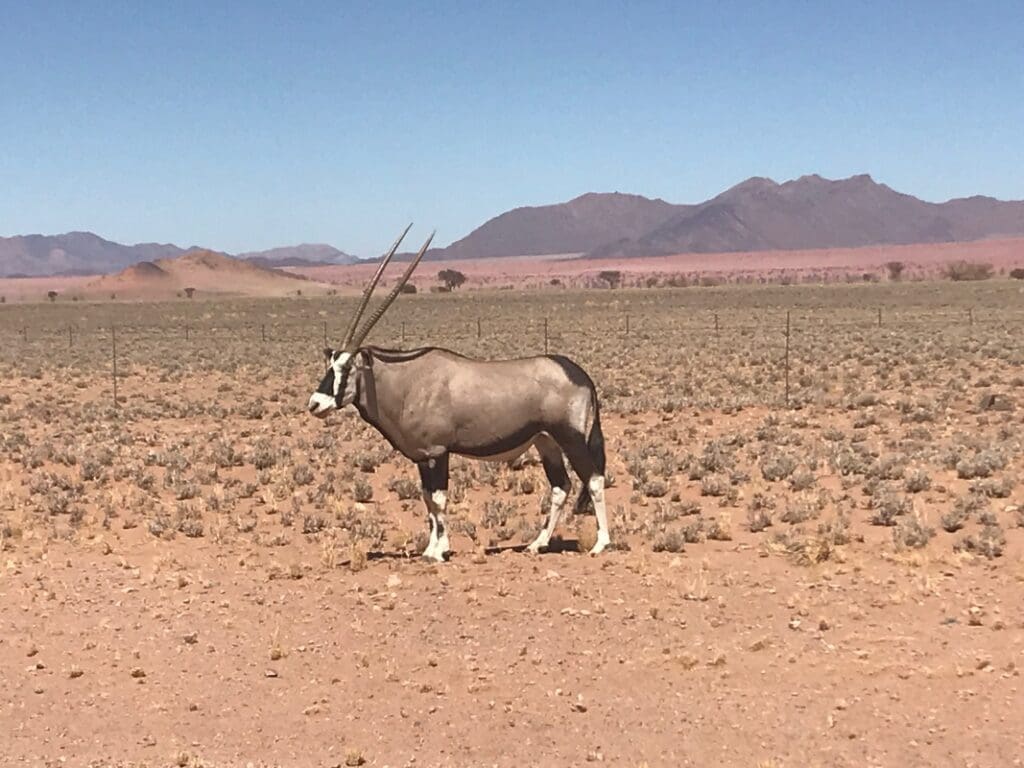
[417,454,450,563]
[421,490,449,562]
[588,475,611,555]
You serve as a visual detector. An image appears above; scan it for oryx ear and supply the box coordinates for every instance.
[323,347,335,362]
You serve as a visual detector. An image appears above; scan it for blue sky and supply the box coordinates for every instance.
[1,1,1022,255]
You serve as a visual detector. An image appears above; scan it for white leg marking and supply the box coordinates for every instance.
[432,490,450,559]
[421,490,448,562]
[527,486,567,554]
[587,475,611,556]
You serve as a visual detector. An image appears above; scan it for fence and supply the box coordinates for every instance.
[3,305,1023,411]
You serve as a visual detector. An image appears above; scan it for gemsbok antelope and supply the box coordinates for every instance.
[308,226,610,561]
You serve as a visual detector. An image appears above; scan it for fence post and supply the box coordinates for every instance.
[968,308,974,326]
[111,325,118,408]
[185,324,190,342]
[714,313,719,337]
[477,317,482,339]
[22,327,27,342]
[401,321,406,343]
[323,321,328,346]
[625,314,630,336]
[784,311,791,407]
[68,325,73,348]
[261,323,266,342]
[877,307,882,327]
[544,318,549,354]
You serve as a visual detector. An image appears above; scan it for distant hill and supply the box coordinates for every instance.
[85,250,319,299]
[0,231,190,277]
[423,192,679,260]
[586,174,1024,259]
[238,243,358,268]
[0,233,358,277]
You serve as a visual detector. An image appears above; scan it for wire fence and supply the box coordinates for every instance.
[3,305,1023,411]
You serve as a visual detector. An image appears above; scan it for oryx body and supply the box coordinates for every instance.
[310,346,609,560]
[305,225,610,561]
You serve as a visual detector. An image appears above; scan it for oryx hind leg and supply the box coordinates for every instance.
[557,413,611,556]
[527,434,570,554]
[417,454,450,562]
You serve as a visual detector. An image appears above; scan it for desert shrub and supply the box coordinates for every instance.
[893,515,934,550]
[352,478,374,503]
[643,478,669,498]
[788,470,816,492]
[970,476,1015,498]
[944,261,993,281]
[652,530,685,553]
[904,469,932,493]
[1010,267,1024,280]
[700,475,729,497]
[302,515,326,534]
[292,463,315,486]
[955,523,1006,559]
[761,452,796,482]
[870,493,910,526]
[251,440,277,470]
[747,493,774,532]
[956,449,1007,479]
[388,476,421,500]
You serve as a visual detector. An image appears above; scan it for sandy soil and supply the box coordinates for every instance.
[2,407,1023,767]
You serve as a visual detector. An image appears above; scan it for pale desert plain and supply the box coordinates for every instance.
[2,244,1024,767]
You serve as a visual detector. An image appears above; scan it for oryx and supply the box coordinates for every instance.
[308,226,610,561]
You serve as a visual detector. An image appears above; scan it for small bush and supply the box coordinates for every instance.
[955,523,1006,559]
[352,478,374,503]
[944,261,993,281]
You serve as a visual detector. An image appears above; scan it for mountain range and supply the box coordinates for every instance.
[4,174,1024,276]
[425,174,1024,261]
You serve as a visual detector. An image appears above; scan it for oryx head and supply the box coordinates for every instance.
[308,225,433,418]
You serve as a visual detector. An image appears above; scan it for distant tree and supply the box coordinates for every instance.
[1010,268,1024,280]
[598,270,622,288]
[399,283,417,294]
[0,296,5,304]
[184,287,196,299]
[438,269,467,290]
[944,261,993,282]
[885,261,905,281]
[47,290,58,302]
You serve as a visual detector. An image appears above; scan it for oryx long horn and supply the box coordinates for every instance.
[348,231,434,351]
[340,223,412,350]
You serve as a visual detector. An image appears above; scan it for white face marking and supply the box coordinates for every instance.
[308,392,337,416]
[332,351,352,397]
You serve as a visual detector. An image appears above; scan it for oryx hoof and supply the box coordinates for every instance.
[588,535,611,556]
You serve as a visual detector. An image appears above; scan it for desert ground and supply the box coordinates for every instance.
[2,279,1024,767]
